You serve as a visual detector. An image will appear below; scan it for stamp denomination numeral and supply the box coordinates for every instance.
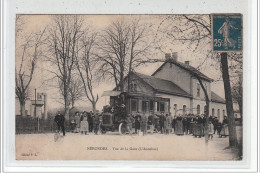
[213,39,223,47]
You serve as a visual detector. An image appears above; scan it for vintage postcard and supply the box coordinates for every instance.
[15,14,243,161]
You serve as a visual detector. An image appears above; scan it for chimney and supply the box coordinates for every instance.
[185,61,190,65]
[165,53,171,60]
[172,52,178,61]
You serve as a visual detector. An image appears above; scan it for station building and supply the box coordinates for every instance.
[106,53,227,122]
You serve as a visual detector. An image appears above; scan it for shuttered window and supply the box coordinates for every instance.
[131,99,137,112]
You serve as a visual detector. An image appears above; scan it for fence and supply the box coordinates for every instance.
[15,116,71,134]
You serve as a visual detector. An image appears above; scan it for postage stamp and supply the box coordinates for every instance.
[212,14,243,52]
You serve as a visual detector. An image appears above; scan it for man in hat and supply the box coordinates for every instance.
[120,104,126,117]
[213,117,218,134]
[54,111,65,136]
[156,112,166,134]
[134,114,141,134]
[93,112,100,135]
[88,111,94,133]
[126,114,134,135]
[140,113,149,136]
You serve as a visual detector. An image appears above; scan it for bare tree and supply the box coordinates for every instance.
[75,33,99,113]
[96,19,154,91]
[68,77,84,110]
[58,76,84,110]
[15,16,46,117]
[157,14,241,147]
[127,19,153,91]
[47,15,85,120]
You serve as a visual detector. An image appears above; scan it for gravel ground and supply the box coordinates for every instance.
[16,132,241,160]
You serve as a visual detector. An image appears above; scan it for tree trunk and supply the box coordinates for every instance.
[221,52,238,147]
[20,101,26,117]
[204,100,209,144]
[64,96,70,120]
[70,99,75,111]
[197,77,210,144]
[64,105,70,120]
[92,102,96,114]
[119,66,124,91]
[127,72,131,93]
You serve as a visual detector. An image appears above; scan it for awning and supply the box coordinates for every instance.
[102,91,122,97]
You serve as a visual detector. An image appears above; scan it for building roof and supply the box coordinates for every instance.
[211,91,226,104]
[152,60,213,82]
[102,91,122,97]
[134,72,192,98]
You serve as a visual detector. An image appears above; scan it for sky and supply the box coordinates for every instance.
[16,14,228,111]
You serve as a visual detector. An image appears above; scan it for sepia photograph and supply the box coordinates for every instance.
[14,14,243,161]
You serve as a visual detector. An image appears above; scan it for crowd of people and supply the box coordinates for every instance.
[54,109,229,139]
[170,114,229,139]
[128,113,229,138]
[54,111,102,136]
[130,113,173,136]
[69,111,102,135]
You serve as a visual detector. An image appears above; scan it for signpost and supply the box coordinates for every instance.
[35,88,40,132]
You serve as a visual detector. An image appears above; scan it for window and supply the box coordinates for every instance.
[130,84,134,91]
[160,102,165,112]
[174,104,177,116]
[142,101,148,112]
[131,99,137,112]
[130,83,137,92]
[149,101,154,111]
[197,83,200,97]
[223,110,225,116]
[183,105,187,115]
[217,109,220,119]
[37,93,43,100]
[110,98,115,107]
[197,105,200,115]
[204,105,207,114]
[165,102,169,112]
[134,84,137,91]
[212,108,215,117]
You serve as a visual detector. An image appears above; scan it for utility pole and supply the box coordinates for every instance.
[34,88,37,118]
[35,88,40,132]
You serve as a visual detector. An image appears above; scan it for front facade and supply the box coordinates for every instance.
[112,72,172,116]
[151,59,226,122]
[109,56,227,122]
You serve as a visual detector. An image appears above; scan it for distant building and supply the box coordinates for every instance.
[105,53,227,122]
[15,93,48,119]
